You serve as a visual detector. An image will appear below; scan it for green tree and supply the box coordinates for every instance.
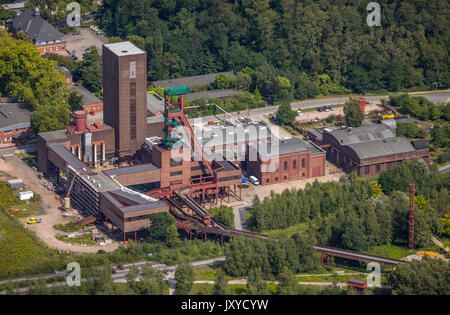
[68,90,83,111]
[174,262,194,295]
[165,225,179,248]
[147,212,175,243]
[213,269,228,295]
[247,267,268,295]
[276,267,297,295]
[0,29,70,133]
[344,99,364,127]
[275,103,295,125]
[213,73,232,89]
[388,258,450,295]
[77,46,102,93]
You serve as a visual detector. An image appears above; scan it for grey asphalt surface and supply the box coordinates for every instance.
[194,92,450,123]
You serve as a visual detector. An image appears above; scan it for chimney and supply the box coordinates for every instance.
[73,110,87,133]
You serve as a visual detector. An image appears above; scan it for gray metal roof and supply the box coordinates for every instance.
[380,119,397,130]
[108,189,151,204]
[104,163,159,177]
[38,129,68,142]
[147,93,164,115]
[152,72,235,89]
[199,122,271,148]
[327,124,396,146]
[307,129,323,141]
[121,201,168,213]
[346,137,417,160]
[103,41,145,57]
[73,85,102,106]
[12,9,65,45]
[81,172,120,192]
[49,143,90,173]
[0,103,32,132]
[185,89,244,102]
[252,137,311,159]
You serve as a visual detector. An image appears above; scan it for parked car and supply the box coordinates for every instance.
[323,106,329,112]
[296,110,303,116]
[317,107,323,112]
[89,111,95,116]
[27,217,42,224]
[329,105,335,111]
[249,176,260,186]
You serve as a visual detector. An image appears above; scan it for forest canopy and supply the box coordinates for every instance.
[97,0,449,101]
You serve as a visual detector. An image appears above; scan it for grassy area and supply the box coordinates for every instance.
[366,244,412,259]
[8,200,44,219]
[0,209,65,279]
[193,266,219,281]
[54,222,93,232]
[56,234,97,246]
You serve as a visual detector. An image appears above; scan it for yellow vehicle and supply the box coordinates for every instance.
[27,217,42,224]
[382,114,395,119]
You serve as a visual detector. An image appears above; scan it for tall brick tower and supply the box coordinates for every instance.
[102,41,147,158]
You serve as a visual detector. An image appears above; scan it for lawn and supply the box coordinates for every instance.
[56,234,97,246]
[365,244,411,259]
[0,209,65,279]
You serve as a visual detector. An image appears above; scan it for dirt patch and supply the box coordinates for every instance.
[0,155,118,253]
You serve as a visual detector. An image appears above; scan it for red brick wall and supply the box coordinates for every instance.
[0,128,33,146]
[38,43,67,55]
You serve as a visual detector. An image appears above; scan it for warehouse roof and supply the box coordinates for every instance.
[147,93,164,116]
[252,137,315,159]
[38,129,68,142]
[0,103,32,132]
[200,122,272,148]
[49,143,90,173]
[73,85,102,106]
[152,72,235,89]
[326,124,396,145]
[346,137,417,160]
[104,163,159,177]
[12,9,65,45]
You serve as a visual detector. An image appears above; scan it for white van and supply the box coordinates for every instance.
[249,176,260,186]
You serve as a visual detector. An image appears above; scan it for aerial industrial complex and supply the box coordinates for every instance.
[35,41,325,241]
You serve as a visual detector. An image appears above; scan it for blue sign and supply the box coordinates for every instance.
[241,177,248,184]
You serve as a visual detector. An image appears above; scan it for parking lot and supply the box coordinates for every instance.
[64,27,108,60]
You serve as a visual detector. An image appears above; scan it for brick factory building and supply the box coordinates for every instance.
[323,122,430,178]
[36,41,327,240]
[246,138,326,185]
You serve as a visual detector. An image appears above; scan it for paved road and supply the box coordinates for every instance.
[232,204,251,231]
[194,92,450,123]
[439,164,450,174]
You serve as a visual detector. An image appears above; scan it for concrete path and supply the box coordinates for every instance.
[438,164,450,174]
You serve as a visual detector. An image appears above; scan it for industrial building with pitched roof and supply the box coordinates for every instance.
[323,123,430,178]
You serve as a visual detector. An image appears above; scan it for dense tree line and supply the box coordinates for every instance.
[388,257,450,295]
[389,94,450,122]
[249,160,449,250]
[97,0,449,103]
[223,233,317,278]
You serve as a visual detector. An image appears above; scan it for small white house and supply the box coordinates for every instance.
[18,191,33,201]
